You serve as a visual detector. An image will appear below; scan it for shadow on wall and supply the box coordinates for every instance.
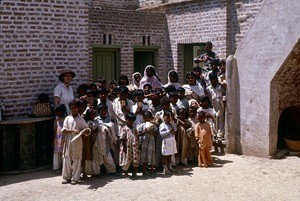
[225,55,243,155]
[226,0,240,56]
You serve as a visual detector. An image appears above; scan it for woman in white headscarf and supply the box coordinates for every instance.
[163,70,181,90]
[128,72,142,91]
[139,65,163,90]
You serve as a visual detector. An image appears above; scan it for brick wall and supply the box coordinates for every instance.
[165,0,227,83]
[92,0,138,10]
[89,7,167,82]
[227,0,264,55]
[0,0,90,119]
[0,0,265,119]
[138,0,193,9]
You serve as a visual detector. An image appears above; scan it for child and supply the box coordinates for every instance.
[177,87,189,110]
[53,104,67,174]
[194,110,213,168]
[168,91,180,114]
[61,99,91,185]
[29,93,54,117]
[97,87,114,119]
[207,73,226,140]
[159,111,177,174]
[137,111,157,176]
[90,104,118,177]
[187,106,199,164]
[132,89,149,128]
[175,108,192,165]
[111,86,133,168]
[197,96,216,139]
[119,113,140,178]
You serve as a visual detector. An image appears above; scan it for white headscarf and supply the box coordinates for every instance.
[139,65,163,90]
[163,70,181,90]
[128,72,142,91]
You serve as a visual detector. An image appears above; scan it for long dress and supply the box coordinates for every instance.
[119,126,140,167]
[137,122,157,165]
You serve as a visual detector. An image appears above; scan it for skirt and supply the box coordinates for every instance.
[162,137,177,156]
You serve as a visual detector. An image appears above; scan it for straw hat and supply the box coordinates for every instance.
[58,68,76,81]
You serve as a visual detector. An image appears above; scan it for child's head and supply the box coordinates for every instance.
[165,85,177,94]
[69,99,82,116]
[186,71,197,85]
[143,83,152,95]
[97,104,108,119]
[37,93,50,103]
[118,86,129,100]
[108,80,118,93]
[209,73,218,86]
[125,112,136,128]
[200,96,211,109]
[168,91,178,105]
[210,59,219,71]
[178,108,187,120]
[220,59,226,72]
[133,89,145,103]
[160,97,171,111]
[98,87,108,101]
[97,77,107,89]
[143,110,153,122]
[177,87,186,99]
[89,83,98,93]
[192,66,202,79]
[197,110,206,123]
[188,106,197,118]
[55,104,67,118]
[77,84,88,98]
[163,111,172,123]
[118,74,129,86]
[86,89,97,103]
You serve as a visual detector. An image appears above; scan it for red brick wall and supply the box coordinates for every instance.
[1,0,90,119]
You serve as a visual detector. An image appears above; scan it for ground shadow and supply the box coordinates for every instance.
[0,168,58,187]
[211,156,233,168]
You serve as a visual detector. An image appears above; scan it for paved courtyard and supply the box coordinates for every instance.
[1,154,299,201]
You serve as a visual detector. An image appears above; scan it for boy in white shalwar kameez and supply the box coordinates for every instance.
[61,99,90,185]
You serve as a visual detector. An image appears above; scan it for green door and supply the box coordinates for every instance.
[134,51,156,75]
[92,49,120,82]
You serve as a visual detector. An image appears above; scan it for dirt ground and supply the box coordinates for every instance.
[1,153,299,201]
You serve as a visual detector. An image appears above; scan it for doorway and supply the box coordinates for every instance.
[133,46,158,75]
[183,43,206,73]
[92,47,120,82]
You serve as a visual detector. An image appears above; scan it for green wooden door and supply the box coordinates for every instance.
[134,51,155,75]
[93,49,119,82]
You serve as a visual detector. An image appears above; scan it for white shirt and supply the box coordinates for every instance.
[54,83,74,114]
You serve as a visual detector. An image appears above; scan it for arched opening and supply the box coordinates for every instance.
[270,40,300,153]
[277,106,300,149]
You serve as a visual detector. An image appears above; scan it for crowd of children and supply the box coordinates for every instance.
[53,42,227,184]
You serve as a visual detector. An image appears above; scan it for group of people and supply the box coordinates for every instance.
[51,41,227,185]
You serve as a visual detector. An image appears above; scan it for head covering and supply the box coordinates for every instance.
[139,65,163,90]
[58,68,76,82]
[129,72,142,91]
[164,70,181,90]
